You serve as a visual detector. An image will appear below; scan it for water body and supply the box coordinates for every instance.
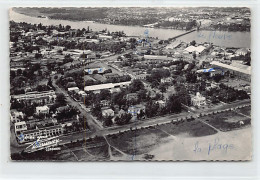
[9,9,250,48]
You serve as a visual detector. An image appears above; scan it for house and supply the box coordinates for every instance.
[85,67,105,74]
[36,105,49,115]
[135,74,147,80]
[156,100,166,108]
[101,108,114,117]
[56,105,70,114]
[236,48,249,56]
[191,92,206,107]
[117,109,126,117]
[14,121,27,134]
[100,100,110,107]
[10,110,24,123]
[104,73,120,79]
[161,77,173,83]
[26,118,58,129]
[68,87,79,93]
[126,93,138,101]
[87,54,96,60]
[128,104,146,116]
[78,90,87,96]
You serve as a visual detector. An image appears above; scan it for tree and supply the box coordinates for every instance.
[190,40,196,46]
[56,93,66,106]
[115,113,132,125]
[93,70,98,74]
[65,25,71,31]
[17,69,22,75]
[145,100,159,118]
[10,71,16,78]
[192,52,196,59]
[35,53,42,59]
[137,109,145,120]
[103,116,113,127]
[159,83,167,93]
[129,79,144,92]
[100,89,111,100]
[166,95,182,113]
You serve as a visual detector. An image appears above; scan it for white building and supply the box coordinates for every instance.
[128,104,146,116]
[10,110,24,123]
[14,121,27,134]
[98,35,113,40]
[84,67,105,74]
[191,92,206,107]
[161,77,173,83]
[102,108,114,117]
[84,81,131,93]
[184,45,206,55]
[12,90,56,103]
[36,105,50,115]
[68,87,79,93]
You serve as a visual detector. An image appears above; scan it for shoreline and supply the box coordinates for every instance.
[12,8,250,33]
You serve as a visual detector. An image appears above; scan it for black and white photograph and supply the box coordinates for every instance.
[9,7,252,161]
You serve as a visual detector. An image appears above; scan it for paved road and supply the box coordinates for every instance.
[12,98,250,153]
[51,76,102,133]
[56,99,251,146]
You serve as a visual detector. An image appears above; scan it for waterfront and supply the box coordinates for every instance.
[10,9,250,48]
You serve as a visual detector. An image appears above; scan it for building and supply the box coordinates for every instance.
[104,73,120,79]
[161,77,173,83]
[126,93,138,101]
[56,105,70,114]
[101,108,114,117]
[78,90,87,96]
[10,110,24,123]
[191,92,206,107]
[156,100,166,108]
[100,100,110,107]
[21,125,63,143]
[14,121,27,134]
[165,41,182,50]
[143,55,173,61]
[184,45,206,55]
[210,61,251,81]
[128,104,145,116]
[36,105,49,115]
[84,81,131,93]
[135,74,147,80]
[84,67,106,74]
[12,90,56,103]
[236,48,249,56]
[68,87,80,93]
[98,35,113,40]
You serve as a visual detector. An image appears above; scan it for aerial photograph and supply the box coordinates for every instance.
[9,7,251,161]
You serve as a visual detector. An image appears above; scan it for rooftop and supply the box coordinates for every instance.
[210,61,251,75]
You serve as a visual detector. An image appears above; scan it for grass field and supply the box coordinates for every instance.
[106,120,217,156]
[200,110,251,131]
[107,128,169,155]
[235,106,251,117]
[11,108,251,161]
[158,120,218,137]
